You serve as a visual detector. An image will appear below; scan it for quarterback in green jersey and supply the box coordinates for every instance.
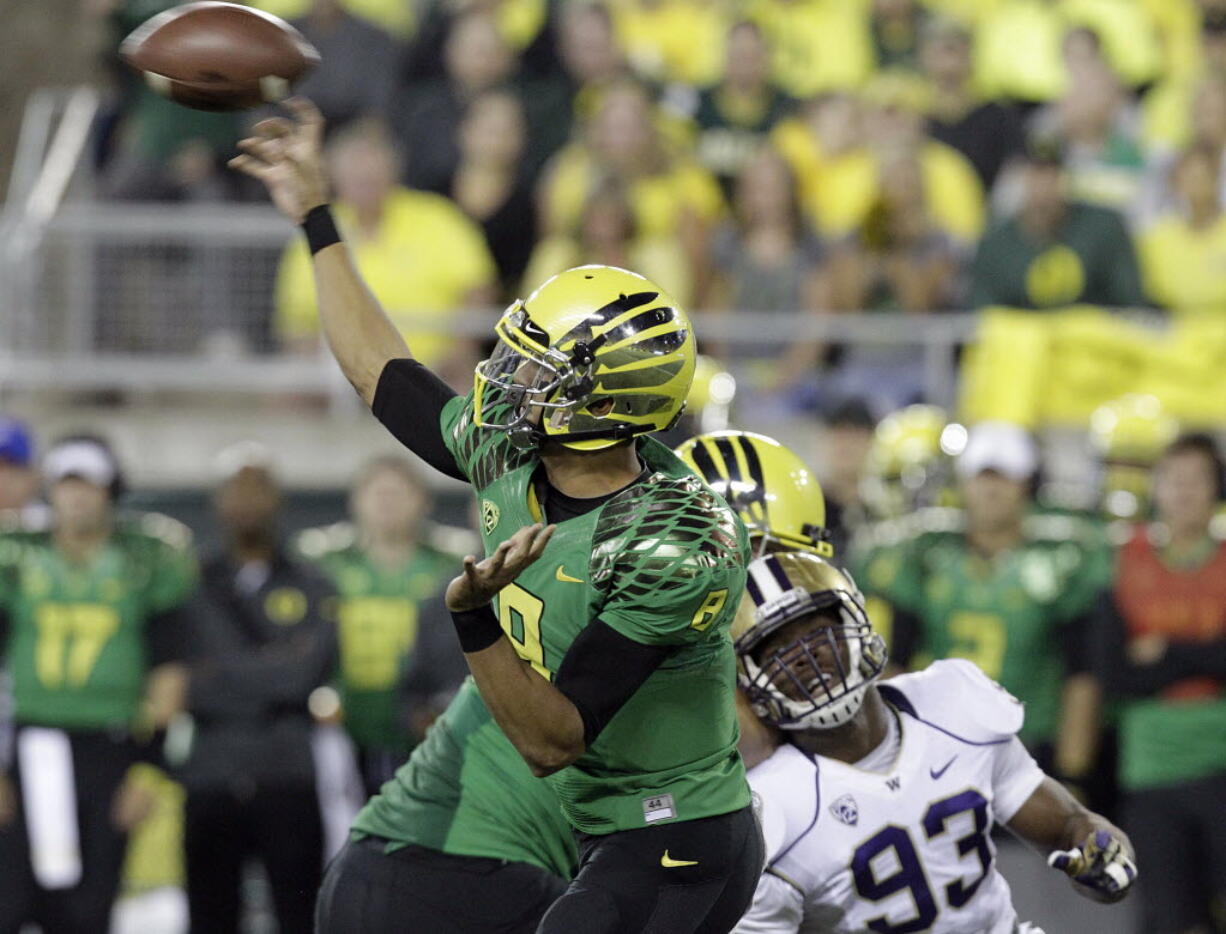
[0,434,196,934]
[299,456,459,794]
[234,98,760,934]
[853,422,1112,785]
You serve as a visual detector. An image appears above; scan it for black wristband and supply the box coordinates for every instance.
[450,603,504,654]
[302,204,341,255]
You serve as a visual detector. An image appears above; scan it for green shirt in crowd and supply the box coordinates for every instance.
[854,508,1112,747]
[0,513,196,731]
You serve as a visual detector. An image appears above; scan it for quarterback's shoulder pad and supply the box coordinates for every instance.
[590,472,747,594]
[590,473,747,643]
[880,659,1025,743]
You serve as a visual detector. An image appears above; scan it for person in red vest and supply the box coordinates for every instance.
[1092,432,1226,934]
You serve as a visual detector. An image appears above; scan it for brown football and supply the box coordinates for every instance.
[120,2,320,112]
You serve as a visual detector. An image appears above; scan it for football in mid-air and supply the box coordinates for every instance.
[120,2,319,112]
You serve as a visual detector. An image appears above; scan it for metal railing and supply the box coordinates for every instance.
[0,200,977,409]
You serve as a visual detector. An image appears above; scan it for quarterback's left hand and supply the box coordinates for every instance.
[446,523,556,612]
[1048,829,1137,903]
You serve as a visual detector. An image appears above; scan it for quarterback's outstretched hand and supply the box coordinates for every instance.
[229,97,329,224]
[446,523,556,612]
[1048,829,1137,903]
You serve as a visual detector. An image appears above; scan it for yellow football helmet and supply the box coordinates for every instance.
[674,430,833,557]
[473,265,696,451]
[862,404,960,519]
[1090,394,1178,520]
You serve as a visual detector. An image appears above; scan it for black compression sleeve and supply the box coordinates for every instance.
[555,620,671,746]
[371,358,466,481]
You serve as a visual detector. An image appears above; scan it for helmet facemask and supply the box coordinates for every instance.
[473,303,602,450]
[737,587,887,731]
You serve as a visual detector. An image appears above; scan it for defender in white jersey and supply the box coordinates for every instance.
[733,552,1136,934]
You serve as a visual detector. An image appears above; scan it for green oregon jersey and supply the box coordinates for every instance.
[0,514,196,730]
[358,390,750,859]
[854,508,1111,746]
[300,525,453,752]
[352,677,578,877]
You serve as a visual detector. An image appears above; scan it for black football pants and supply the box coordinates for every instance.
[184,782,323,934]
[0,727,133,934]
[536,804,765,934]
[1125,772,1226,934]
[315,835,569,933]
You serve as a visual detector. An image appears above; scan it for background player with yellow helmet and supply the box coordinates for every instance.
[234,99,760,934]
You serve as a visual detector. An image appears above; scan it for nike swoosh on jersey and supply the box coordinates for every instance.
[930,756,957,780]
[555,565,584,583]
[661,851,698,868]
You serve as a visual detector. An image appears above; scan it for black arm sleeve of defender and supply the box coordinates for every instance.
[371,358,465,481]
[555,620,671,747]
[146,605,191,667]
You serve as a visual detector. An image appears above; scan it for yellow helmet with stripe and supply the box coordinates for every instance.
[674,430,833,557]
[862,404,958,518]
[1090,394,1178,519]
[473,265,695,451]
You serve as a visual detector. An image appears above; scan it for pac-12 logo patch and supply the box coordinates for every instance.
[830,794,859,826]
[481,499,500,535]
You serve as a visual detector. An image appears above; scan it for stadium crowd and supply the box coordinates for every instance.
[1,0,1225,932]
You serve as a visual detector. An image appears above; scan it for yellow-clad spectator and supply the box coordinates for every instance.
[539,80,723,290]
[523,178,692,307]
[772,73,984,242]
[975,0,1162,102]
[1142,10,1226,154]
[1140,145,1226,317]
[252,0,415,38]
[608,0,729,87]
[275,121,495,384]
[868,0,928,72]
[1140,75,1226,222]
[747,0,874,98]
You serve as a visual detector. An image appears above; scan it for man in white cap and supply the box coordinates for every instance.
[855,422,1111,795]
[0,433,197,934]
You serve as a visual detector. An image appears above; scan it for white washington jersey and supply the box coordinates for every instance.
[737,660,1045,934]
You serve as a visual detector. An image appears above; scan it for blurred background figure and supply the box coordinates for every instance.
[692,20,795,200]
[1090,394,1180,524]
[816,397,877,558]
[707,146,825,376]
[179,447,336,934]
[523,176,692,307]
[921,16,1025,196]
[392,9,518,195]
[1139,143,1226,317]
[859,403,957,522]
[1093,433,1226,934]
[285,0,399,135]
[275,119,496,385]
[971,138,1146,310]
[538,78,723,298]
[0,434,196,934]
[855,422,1109,783]
[448,88,538,303]
[298,456,460,798]
[0,418,39,519]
